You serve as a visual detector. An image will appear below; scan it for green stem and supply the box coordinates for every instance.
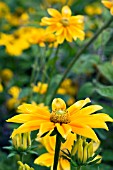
[48,15,113,105]
[53,133,61,170]
[77,167,81,170]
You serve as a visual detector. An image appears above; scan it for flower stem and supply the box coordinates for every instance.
[48,15,113,105]
[77,167,81,170]
[53,133,61,170]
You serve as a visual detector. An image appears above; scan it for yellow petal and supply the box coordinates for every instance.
[102,1,113,9]
[6,113,49,123]
[48,8,61,18]
[71,105,103,119]
[69,122,99,142]
[11,120,48,138]
[67,98,91,115]
[38,122,55,137]
[62,133,76,152]
[17,103,50,116]
[34,153,53,167]
[55,123,70,139]
[110,6,113,15]
[62,6,72,17]
[60,158,70,170]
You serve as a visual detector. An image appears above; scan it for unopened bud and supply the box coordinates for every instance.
[52,98,66,111]
[78,138,83,162]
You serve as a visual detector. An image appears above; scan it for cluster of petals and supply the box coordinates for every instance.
[102,0,113,15]
[34,132,76,170]
[40,5,85,44]
[7,98,113,142]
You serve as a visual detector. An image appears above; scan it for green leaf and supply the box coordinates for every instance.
[72,54,100,74]
[18,87,32,99]
[77,82,95,99]
[95,85,113,99]
[7,152,16,158]
[98,62,113,83]
[102,150,113,161]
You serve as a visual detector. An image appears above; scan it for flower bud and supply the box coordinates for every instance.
[12,132,31,150]
[52,98,66,111]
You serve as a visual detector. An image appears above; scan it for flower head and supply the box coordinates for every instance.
[102,0,113,15]
[7,98,113,142]
[34,132,76,170]
[40,6,85,44]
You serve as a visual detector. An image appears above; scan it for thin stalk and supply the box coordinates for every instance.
[53,133,61,170]
[77,167,81,170]
[43,46,60,104]
[48,15,113,105]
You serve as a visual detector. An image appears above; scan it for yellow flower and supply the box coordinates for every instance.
[0,32,30,56]
[33,82,48,94]
[0,82,3,92]
[40,6,85,44]
[0,2,10,19]
[85,3,102,16]
[102,0,113,15]
[18,161,34,170]
[34,132,76,170]
[6,86,21,110]
[0,68,13,83]
[7,98,113,142]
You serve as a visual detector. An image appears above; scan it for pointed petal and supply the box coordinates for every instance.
[55,123,71,139]
[38,122,55,137]
[62,6,72,17]
[6,113,49,123]
[48,8,61,18]
[11,120,48,138]
[67,98,91,115]
[60,158,70,170]
[34,153,53,167]
[71,105,103,120]
[102,1,113,9]
[62,133,76,152]
[17,103,50,116]
[69,122,99,142]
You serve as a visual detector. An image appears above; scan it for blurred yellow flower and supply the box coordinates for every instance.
[0,82,3,92]
[7,98,113,142]
[102,0,113,15]
[34,132,76,169]
[0,32,30,56]
[33,82,48,94]
[85,3,102,16]
[40,5,85,44]
[0,2,10,18]
[6,86,21,110]
[0,68,13,83]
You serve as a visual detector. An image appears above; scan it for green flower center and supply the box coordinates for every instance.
[61,18,69,26]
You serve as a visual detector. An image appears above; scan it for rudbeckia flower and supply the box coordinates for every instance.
[40,6,85,44]
[7,98,113,142]
[102,0,113,15]
[34,132,76,170]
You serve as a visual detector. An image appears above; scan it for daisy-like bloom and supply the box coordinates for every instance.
[40,6,85,44]
[34,132,76,170]
[102,0,113,15]
[7,98,113,142]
